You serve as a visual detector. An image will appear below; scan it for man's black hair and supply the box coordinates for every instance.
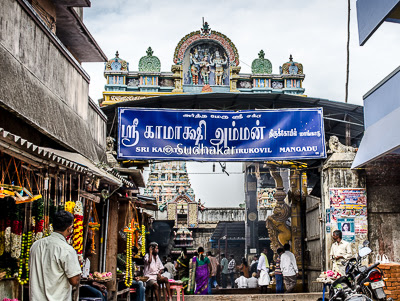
[230,254,234,259]
[240,272,244,276]
[132,246,139,254]
[221,253,225,258]
[53,210,74,232]
[206,251,212,256]
[333,230,343,239]
[283,243,291,251]
[277,247,284,255]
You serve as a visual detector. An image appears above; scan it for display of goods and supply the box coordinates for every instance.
[316,270,342,283]
[92,271,112,280]
[17,231,32,285]
[125,223,133,287]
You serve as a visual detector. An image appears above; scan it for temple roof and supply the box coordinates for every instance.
[139,47,161,73]
[281,54,303,75]
[251,50,272,74]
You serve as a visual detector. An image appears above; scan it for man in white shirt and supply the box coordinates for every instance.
[247,272,259,288]
[29,210,82,301]
[280,243,298,293]
[330,230,352,275]
[144,242,172,301]
[235,272,248,288]
[257,247,270,293]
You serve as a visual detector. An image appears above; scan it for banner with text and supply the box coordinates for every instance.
[118,108,326,161]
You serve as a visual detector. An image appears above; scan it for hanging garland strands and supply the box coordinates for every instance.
[17,231,32,285]
[73,200,83,254]
[124,223,134,287]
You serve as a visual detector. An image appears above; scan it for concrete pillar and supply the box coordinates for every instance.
[244,163,258,256]
[322,151,365,270]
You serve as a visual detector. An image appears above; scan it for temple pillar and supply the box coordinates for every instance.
[244,163,258,256]
[266,167,291,255]
[322,136,366,270]
[289,170,308,262]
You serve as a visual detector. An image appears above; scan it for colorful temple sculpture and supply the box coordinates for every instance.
[101,22,305,106]
[143,162,196,212]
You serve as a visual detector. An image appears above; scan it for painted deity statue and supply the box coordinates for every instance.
[211,51,227,85]
[190,50,200,85]
[199,54,210,85]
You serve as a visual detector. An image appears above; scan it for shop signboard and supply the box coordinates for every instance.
[118,108,326,161]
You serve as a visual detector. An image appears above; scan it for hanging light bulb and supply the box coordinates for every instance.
[44,173,49,191]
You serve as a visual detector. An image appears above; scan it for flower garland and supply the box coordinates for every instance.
[0,220,5,256]
[73,201,83,254]
[65,201,75,214]
[17,231,32,285]
[141,225,146,256]
[11,221,22,259]
[124,223,133,287]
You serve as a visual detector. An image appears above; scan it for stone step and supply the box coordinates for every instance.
[171,293,324,301]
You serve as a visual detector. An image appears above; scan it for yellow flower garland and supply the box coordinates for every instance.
[125,223,133,287]
[141,225,146,256]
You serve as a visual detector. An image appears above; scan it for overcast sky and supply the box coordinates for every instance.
[82,0,400,207]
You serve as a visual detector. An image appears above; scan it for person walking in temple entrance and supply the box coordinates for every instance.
[207,251,219,293]
[250,255,259,275]
[239,257,249,278]
[330,230,352,275]
[29,210,81,301]
[176,247,190,291]
[274,248,284,293]
[281,243,298,293]
[257,247,270,293]
[220,253,229,288]
[191,247,212,295]
[228,254,236,288]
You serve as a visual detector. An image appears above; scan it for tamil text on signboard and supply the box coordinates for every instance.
[118,108,326,161]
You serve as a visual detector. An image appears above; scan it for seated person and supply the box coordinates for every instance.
[80,232,108,301]
[117,246,145,301]
[144,242,172,301]
[161,267,173,280]
[247,272,259,288]
[164,257,176,278]
[235,272,249,288]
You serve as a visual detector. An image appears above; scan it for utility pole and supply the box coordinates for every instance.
[345,0,350,103]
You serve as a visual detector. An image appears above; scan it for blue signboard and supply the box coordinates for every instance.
[118,108,326,161]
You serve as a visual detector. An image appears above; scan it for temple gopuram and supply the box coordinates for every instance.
[101,22,305,107]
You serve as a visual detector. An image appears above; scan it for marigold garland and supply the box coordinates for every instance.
[141,225,146,256]
[65,201,76,214]
[125,223,133,287]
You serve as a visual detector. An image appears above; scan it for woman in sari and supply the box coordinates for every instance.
[189,247,211,295]
[175,247,190,292]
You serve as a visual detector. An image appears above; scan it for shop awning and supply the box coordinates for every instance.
[0,128,135,187]
[352,106,400,168]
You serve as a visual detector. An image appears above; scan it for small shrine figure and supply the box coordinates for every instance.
[190,51,200,85]
[199,54,210,85]
[211,51,227,85]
